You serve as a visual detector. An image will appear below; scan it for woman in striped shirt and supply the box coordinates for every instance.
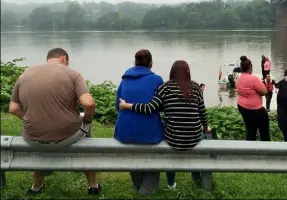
[119,60,209,189]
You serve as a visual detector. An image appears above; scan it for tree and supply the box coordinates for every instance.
[63,2,86,30]
[96,11,137,30]
[1,10,18,30]
[29,7,54,30]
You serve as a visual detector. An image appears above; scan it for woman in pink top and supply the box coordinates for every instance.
[236,56,270,141]
[263,57,271,79]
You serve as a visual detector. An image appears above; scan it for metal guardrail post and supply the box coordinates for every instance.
[201,172,213,191]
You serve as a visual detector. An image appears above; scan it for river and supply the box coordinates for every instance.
[1,30,287,109]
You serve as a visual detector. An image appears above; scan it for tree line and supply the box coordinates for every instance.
[1,0,276,31]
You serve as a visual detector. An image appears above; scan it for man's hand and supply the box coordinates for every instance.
[79,93,95,123]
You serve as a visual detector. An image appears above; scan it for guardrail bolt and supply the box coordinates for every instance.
[4,137,8,141]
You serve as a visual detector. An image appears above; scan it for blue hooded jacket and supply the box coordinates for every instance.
[114,66,165,144]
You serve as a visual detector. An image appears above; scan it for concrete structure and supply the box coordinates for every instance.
[272,0,287,27]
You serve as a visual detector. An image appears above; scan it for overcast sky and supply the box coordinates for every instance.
[3,0,202,4]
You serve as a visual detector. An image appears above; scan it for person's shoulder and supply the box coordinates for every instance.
[191,80,201,90]
[191,80,200,87]
[151,73,163,81]
[63,66,82,79]
[150,73,164,85]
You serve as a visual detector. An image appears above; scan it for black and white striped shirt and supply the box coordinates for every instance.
[132,80,208,151]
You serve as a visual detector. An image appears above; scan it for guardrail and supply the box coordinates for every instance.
[1,136,287,191]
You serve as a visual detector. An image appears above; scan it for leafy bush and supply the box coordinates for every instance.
[1,59,284,141]
[0,58,27,111]
[87,80,117,124]
[207,106,283,141]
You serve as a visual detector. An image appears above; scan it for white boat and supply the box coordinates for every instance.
[218,63,277,90]
[218,63,241,90]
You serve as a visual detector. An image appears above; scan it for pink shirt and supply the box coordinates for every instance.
[236,73,265,110]
[264,60,271,70]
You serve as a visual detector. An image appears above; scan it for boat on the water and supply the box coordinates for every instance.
[218,63,241,90]
[218,62,277,90]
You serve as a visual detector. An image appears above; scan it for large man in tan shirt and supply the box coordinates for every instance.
[9,48,101,195]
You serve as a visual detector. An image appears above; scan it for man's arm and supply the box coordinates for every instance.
[75,75,95,123]
[9,79,24,120]
[9,102,24,120]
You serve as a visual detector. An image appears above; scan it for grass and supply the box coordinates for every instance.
[1,113,287,199]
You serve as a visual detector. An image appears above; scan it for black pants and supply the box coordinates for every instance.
[261,67,265,79]
[278,121,287,142]
[238,104,270,141]
[263,70,270,79]
[265,91,273,110]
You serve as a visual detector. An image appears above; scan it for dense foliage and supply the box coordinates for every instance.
[1,0,276,30]
[0,59,27,112]
[0,59,283,141]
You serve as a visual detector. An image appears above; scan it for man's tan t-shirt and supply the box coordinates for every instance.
[11,64,90,141]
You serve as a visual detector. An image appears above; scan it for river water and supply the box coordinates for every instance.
[1,30,287,109]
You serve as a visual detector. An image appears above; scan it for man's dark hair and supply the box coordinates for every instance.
[200,83,205,88]
[47,48,69,62]
[284,69,287,76]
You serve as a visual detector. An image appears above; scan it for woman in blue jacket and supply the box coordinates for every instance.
[114,49,165,196]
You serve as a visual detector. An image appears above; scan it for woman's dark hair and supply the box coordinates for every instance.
[240,56,252,72]
[169,60,193,102]
[135,49,152,68]
[284,69,287,76]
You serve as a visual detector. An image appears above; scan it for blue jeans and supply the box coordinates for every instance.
[278,121,287,142]
[166,133,205,186]
[166,171,201,186]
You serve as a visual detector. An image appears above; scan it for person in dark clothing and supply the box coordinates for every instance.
[263,75,276,112]
[275,69,287,141]
[261,55,266,79]
[233,66,242,73]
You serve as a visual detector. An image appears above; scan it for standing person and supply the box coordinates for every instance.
[8,48,101,195]
[263,74,277,112]
[264,57,271,79]
[236,56,270,141]
[114,49,164,196]
[275,69,287,141]
[119,60,209,190]
[261,55,266,79]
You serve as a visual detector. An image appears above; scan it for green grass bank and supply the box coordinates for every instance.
[1,113,287,199]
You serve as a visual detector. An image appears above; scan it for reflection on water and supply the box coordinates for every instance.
[1,30,286,110]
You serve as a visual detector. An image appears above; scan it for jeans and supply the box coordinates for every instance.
[278,121,287,142]
[166,172,201,186]
[166,132,205,186]
[130,172,160,196]
[238,104,270,141]
[265,91,273,110]
[23,123,91,176]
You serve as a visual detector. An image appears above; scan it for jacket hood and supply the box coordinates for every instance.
[122,66,154,79]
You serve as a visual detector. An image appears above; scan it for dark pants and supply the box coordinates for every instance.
[265,91,273,110]
[238,104,270,141]
[263,70,270,79]
[278,121,287,142]
[261,67,265,79]
[166,172,201,186]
